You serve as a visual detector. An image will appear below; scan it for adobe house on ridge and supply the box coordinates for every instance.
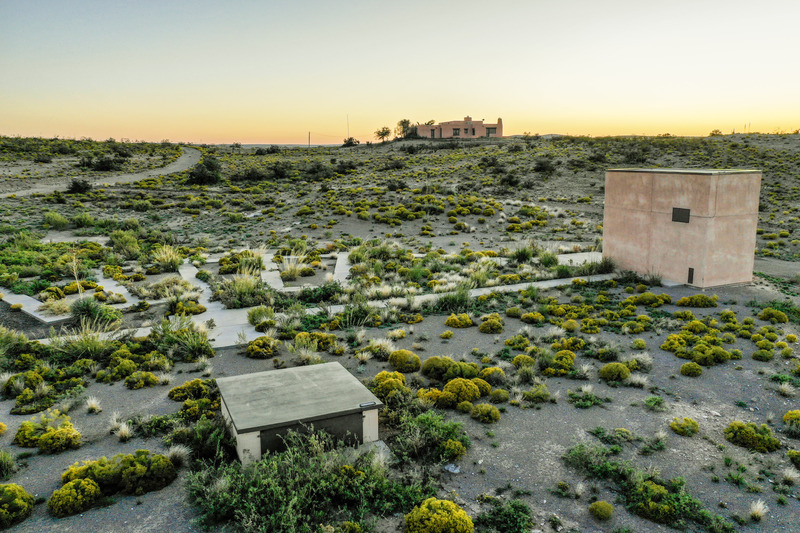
[420,116,503,139]
[602,168,762,288]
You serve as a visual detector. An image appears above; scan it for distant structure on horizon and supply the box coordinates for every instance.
[420,116,503,139]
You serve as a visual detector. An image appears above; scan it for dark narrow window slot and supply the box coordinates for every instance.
[672,208,691,223]
[688,268,694,284]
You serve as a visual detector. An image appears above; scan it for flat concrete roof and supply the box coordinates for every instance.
[216,362,383,434]
[608,168,760,175]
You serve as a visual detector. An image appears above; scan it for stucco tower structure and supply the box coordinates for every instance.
[602,168,762,288]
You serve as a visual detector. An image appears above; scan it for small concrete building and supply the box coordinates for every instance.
[217,362,383,464]
[602,168,762,288]
[420,116,503,139]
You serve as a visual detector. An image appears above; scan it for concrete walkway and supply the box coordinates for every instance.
[21,249,611,349]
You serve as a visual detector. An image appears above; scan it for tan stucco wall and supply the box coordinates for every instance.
[362,409,379,443]
[220,397,261,465]
[602,169,761,288]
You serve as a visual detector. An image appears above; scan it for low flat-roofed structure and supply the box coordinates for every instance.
[602,168,761,288]
[217,362,382,464]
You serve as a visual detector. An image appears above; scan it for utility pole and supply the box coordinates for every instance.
[308,131,310,152]
[347,114,350,138]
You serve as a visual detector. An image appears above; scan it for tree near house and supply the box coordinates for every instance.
[375,127,391,143]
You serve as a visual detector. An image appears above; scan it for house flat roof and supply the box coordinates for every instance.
[216,362,383,434]
[608,168,760,175]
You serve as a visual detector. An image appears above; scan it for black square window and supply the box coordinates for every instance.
[672,208,690,223]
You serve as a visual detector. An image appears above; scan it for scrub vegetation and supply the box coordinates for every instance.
[0,133,799,531]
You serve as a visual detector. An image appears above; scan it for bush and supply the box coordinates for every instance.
[48,478,102,517]
[471,378,491,396]
[512,354,535,368]
[680,362,703,377]
[479,319,503,334]
[752,349,774,362]
[405,498,474,533]
[589,500,614,520]
[724,421,781,453]
[443,378,481,404]
[187,157,222,185]
[421,356,455,381]
[470,404,501,423]
[14,410,81,454]
[475,498,533,533]
[784,410,800,424]
[44,211,69,230]
[789,450,800,469]
[599,362,631,382]
[445,313,473,328]
[676,294,718,307]
[759,307,788,324]
[489,389,509,403]
[478,367,505,385]
[67,179,92,194]
[0,483,34,528]
[370,371,410,402]
[62,449,177,496]
[388,350,421,373]
[38,424,82,454]
[246,336,282,359]
[670,417,699,437]
[125,371,160,390]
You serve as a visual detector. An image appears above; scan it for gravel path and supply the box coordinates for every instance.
[5,147,201,197]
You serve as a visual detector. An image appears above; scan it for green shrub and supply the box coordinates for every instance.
[522,383,550,403]
[246,336,282,359]
[479,318,503,334]
[478,367,505,385]
[370,371,410,402]
[38,424,82,454]
[44,211,69,230]
[676,294,718,307]
[445,313,473,328]
[784,410,800,424]
[405,497,474,533]
[599,362,631,382]
[0,483,34,528]
[48,478,102,517]
[470,404,501,424]
[670,417,699,437]
[680,362,703,377]
[456,401,473,413]
[474,498,533,533]
[388,349,421,373]
[443,378,481,404]
[125,371,160,390]
[0,450,15,480]
[187,429,431,531]
[14,410,81,453]
[62,449,177,496]
[589,500,614,520]
[470,378,491,397]
[789,450,800,469]
[724,421,781,453]
[421,356,455,381]
[168,378,216,402]
[752,349,774,362]
[511,354,535,368]
[759,307,788,324]
[489,389,509,403]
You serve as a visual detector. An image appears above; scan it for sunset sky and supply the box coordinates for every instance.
[1,0,798,144]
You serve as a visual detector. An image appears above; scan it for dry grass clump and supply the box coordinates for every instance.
[85,396,102,414]
[748,499,768,521]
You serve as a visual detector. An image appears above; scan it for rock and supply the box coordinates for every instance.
[443,463,460,474]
